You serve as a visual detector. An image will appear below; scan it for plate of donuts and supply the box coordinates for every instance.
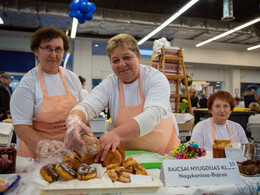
[237,159,260,177]
[38,155,163,194]
[38,137,163,194]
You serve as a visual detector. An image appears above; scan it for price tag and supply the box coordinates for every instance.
[130,174,152,183]
[225,147,245,162]
[160,158,242,187]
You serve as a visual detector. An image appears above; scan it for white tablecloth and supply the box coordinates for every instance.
[6,156,260,195]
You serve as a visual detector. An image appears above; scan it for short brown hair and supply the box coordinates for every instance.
[207,90,235,111]
[106,34,140,58]
[78,75,86,85]
[30,26,69,52]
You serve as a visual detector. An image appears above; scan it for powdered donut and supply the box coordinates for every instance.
[77,163,97,180]
[82,135,101,156]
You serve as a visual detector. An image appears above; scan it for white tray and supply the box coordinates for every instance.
[38,164,163,195]
[40,175,163,195]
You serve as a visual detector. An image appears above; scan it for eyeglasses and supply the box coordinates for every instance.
[39,46,64,55]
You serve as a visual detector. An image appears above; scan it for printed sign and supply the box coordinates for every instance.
[225,147,245,162]
[160,158,242,187]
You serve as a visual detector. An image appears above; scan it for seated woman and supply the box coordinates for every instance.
[190,90,248,150]
[248,102,260,123]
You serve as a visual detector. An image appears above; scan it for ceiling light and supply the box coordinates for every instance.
[196,17,260,47]
[0,17,3,24]
[71,18,78,39]
[138,0,199,45]
[63,53,70,69]
[247,44,260,51]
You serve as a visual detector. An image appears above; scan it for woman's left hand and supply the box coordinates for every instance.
[36,139,65,158]
[94,130,120,162]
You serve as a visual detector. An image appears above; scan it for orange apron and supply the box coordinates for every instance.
[114,74,179,155]
[17,65,79,158]
[210,118,234,143]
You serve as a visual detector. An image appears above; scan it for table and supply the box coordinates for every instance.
[6,156,260,195]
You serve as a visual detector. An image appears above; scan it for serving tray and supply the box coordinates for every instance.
[125,150,166,169]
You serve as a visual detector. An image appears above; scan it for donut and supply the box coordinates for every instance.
[119,172,131,183]
[133,164,147,175]
[123,157,137,169]
[81,154,95,165]
[102,150,122,167]
[106,169,119,182]
[119,167,134,174]
[82,135,101,156]
[40,164,59,183]
[106,163,120,170]
[241,159,254,166]
[77,164,97,180]
[245,164,258,175]
[117,143,126,166]
[55,160,77,180]
[62,153,81,169]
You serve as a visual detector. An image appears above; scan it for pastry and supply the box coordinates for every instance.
[123,156,137,169]
[81,154,95,165]
[119,172,131,183]
[133,163,147,175]
[102,149,122,167]
[40,164,59,183]
[77,163,97,180]
[62,153,81,168]
[106,169,119,182]
[55,160,77,180]
[244,164,258,175]
[82,135,101,156]
[117,143,126,165]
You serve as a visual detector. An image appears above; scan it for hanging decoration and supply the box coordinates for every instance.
[68,0,96,24]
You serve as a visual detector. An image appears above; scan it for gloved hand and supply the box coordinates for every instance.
[36,139,64,158]
[64,115,93,156]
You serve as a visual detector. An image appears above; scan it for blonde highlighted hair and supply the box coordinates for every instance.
[106,34,140,58]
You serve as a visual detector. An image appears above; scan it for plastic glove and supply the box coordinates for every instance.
[64,115,93,156]
[36,139,64,158]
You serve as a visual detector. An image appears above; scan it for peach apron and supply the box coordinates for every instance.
[114,74,179,155]
[210,118,234,143]
[17,65,78,158]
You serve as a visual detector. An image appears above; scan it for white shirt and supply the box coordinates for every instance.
[82,89,90,98]
[10,66,84,125]
[190,118,248,150]
[82,65,179,133]
[248,114,260,123]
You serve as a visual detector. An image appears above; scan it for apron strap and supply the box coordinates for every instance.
[58,66,70,94]
[38,65,48,96]
[38,65,71,96]
[211,118,234,143]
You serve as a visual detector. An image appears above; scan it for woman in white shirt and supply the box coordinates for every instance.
[190,90,248,150]
[64,34,180,161]
[10,26,83,158]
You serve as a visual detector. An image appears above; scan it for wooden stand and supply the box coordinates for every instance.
[155,46,192,114]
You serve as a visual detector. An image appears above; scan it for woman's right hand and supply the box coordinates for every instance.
[64,115,93,155]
